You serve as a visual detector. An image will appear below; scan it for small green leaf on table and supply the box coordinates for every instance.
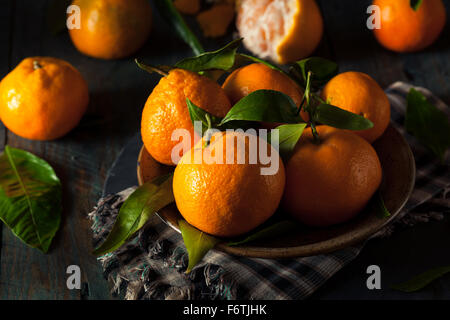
[0,146,62,253]
[405,88,450,161]
[154,0,204,55]
[228,220,298,247]
[93,173,174,256]
[314,103,374,131]
[175,38,243,73]
[219,90,303,126]
[178,220,220,273]
[391,266,450,292]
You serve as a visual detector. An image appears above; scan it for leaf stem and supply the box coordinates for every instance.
[310,122,320,144]
[135,59,169,77]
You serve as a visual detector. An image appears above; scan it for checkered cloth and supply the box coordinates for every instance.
[89,82,449,300]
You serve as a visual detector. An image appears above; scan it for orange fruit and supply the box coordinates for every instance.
[173,131,285,237]
[282,126,382,227]
[68,0,152,59]
[141,69,232,166]
[196,3,235,38]
[222,63,308,123]
[373,0,446,52]
[321,71,390,143]
[0,57,89,141]
[236,0,323,64]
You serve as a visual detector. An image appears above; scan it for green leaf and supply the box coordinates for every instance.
[314,103,374,131]
[391,266,450,292]
[410,0,423,11]
[369,191,391,219]
[219,90,302,126]
[234,53,285,73]
[228,220,298,246]
[154,0,204,55]
[292,57,338,87]
[135,59,172,76]
[175,38,243,73]
[178,220,220,273]
[269,123,307,159]
[93,173,174,255]
[405,88,450,161]
[0,146,62,253]
[186,98,222,136]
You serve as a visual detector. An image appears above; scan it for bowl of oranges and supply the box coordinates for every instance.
[135,44,416,260]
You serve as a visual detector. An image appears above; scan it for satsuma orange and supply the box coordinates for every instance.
[173,131,285,237]
[282,126,382,227]
[0,57,89,141]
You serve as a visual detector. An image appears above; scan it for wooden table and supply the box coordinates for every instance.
[0,0,449,300]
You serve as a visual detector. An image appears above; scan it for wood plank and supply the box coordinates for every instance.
[1,0,112,300]
[0,0,13,299]
[0,0,12,150]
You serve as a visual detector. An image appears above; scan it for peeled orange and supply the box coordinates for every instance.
[236,0,324,64]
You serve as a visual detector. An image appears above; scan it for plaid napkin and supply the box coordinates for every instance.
[89,82,449,300]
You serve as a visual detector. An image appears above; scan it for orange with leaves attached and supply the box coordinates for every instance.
[321,71,390,143]
[173,131,285,237]
[141,69,232,166]
[222,63,308,123]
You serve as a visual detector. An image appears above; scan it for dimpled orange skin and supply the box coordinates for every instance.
[321,72,390,143]
[173,131,286,237]
[373,0,446,53]
[141,69,232,166]
[222,63,308,123]
[69,0,152,59]
[0,57,89,141]
[282,126,382,227]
